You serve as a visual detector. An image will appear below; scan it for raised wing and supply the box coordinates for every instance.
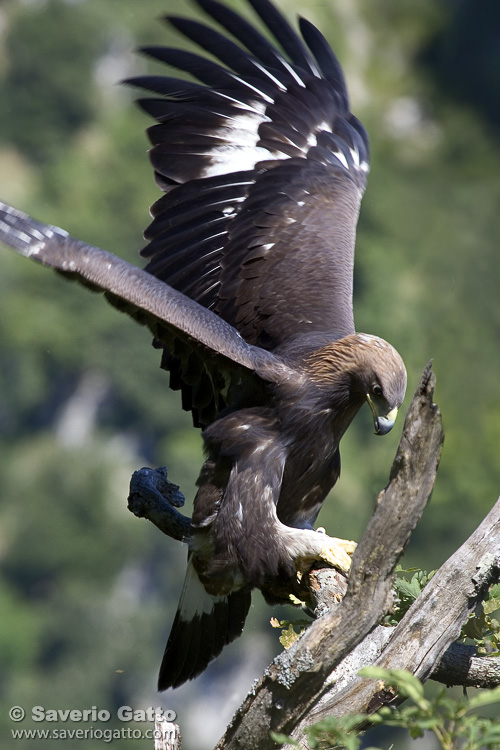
[132,0,370,349]
[0,202,297,425]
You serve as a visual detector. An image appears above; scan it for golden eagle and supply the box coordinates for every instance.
[0,0,406,690]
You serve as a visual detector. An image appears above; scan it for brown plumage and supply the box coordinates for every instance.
[0,0,407,690]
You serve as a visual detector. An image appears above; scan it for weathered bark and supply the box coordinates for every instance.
[154,718,182,750]
[128,366,500,750]
[432,643,500,689]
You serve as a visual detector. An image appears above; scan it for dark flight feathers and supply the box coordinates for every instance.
[131,0,369,357]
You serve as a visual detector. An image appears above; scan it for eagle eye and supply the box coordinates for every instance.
[372,384,383,398]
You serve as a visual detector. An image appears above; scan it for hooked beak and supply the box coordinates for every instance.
[366,395,398,436]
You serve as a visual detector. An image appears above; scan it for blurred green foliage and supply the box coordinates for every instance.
[286,669,500,750]
[0,1,499,748]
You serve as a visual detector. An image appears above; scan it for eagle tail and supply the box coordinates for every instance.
[158,559,251,690]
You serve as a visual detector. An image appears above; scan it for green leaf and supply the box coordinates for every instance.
[484,584,500,615]
[466,686,500,711]
[408,726,425,739]
[488,583,500,599]
[270,731,299,746]
[395,577,422,599]
[359,665,393,681]
[480,725,500,744]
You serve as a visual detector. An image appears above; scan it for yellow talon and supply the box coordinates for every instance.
[319,537,357,573]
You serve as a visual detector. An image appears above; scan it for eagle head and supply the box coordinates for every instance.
[351,333,407,435]
[305,333,407,435]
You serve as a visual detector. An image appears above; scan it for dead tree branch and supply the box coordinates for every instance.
[432,643,500,690]
[292,493,500,738]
